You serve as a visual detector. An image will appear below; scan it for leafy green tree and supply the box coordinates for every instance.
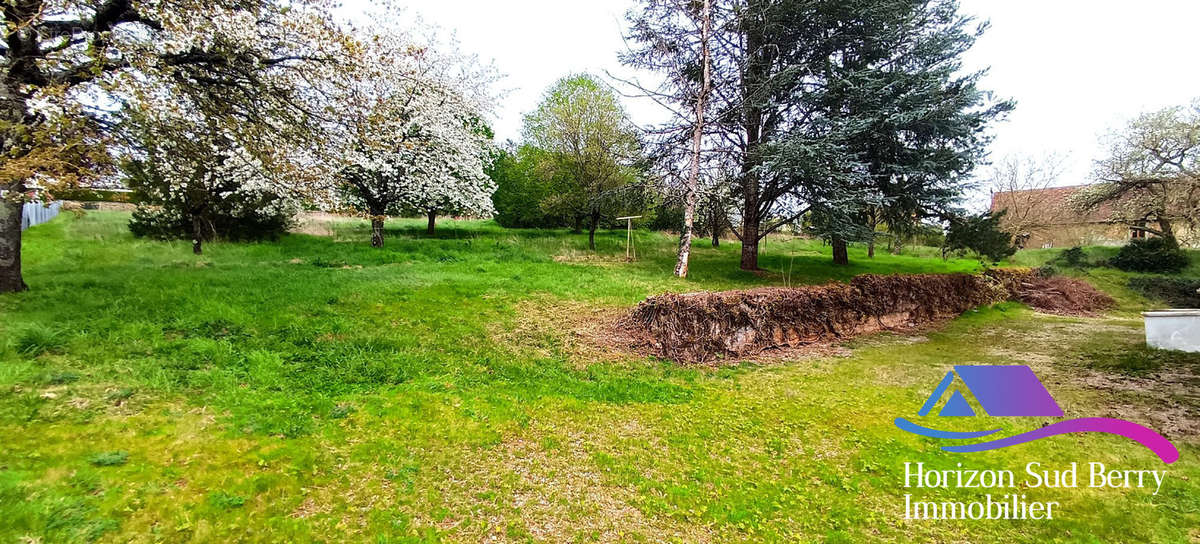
[488,145,565,228]
[943,211,1017,263]
[523,74,643,250]
[624,0,1008,270]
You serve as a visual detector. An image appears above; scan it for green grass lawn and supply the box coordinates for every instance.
[0,212,1196,543]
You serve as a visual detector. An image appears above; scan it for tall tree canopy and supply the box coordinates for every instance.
[0,0,350,291]
[523,74,642,250]
[802,0,1013,265]
[623,0,1009,270]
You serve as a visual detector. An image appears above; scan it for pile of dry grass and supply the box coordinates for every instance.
[1009,275,1115,317]
[622,270,1113,364]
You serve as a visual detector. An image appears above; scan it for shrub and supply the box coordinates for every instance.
[1110,238,1190,273]
[1128,276,1200,308]
[1035,264,1057,278]
[129,202,294,243]
[943,211,1017,263]
[13,325,68,357]
[329,404,355,419]
[1056,247,1087,267]
[46,371,81,385]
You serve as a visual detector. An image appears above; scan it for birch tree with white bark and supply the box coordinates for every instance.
[621,0,715,278]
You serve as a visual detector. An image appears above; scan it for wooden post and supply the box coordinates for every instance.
[617,216,642,261]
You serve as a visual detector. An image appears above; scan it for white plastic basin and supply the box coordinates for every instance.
[1143,310,1200,353]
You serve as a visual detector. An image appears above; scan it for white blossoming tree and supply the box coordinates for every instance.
[0,0,352,291]
[330,24,498,246]
[121,106,303,254]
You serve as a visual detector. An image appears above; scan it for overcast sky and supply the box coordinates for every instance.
[345,0,1200,205]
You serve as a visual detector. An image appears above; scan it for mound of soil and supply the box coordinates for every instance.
[622,270,1112,364]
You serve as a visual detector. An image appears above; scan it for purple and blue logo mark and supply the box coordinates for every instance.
[895,365,1179,465]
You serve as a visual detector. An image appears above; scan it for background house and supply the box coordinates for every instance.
[990,185,1146,248]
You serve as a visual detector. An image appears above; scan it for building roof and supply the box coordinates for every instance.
[990,184,1122,226]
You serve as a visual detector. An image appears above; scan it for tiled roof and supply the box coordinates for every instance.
[990,184,1122,226]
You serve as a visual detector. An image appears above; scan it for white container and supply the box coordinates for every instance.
[1143,310,1200,353]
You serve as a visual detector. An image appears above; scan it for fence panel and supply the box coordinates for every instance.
[21,201,61,231]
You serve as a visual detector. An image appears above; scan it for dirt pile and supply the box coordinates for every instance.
[623,270,1112,364]
[1009,276,1115,317]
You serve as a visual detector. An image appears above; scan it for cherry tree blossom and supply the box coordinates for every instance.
[0,0,353,290]
[329,21,499,246]
[121,105,303,254]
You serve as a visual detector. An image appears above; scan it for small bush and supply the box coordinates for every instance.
[46,371,81,385]
[1128,276,1200,308]
[13,325,69,357]
[106,388,135,403]
[1035,264,1057,278]
[1056,247,1087,267]
[1110,238,1190,273]
[88,451,129,467]
[130,204,294,243]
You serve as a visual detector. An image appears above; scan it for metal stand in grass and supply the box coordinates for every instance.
[619,215,642,261]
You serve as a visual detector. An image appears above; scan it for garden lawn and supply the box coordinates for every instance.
[0,212,1197,543]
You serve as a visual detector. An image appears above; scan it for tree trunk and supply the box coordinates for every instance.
[740,216,760,270]
[1158,216,1176,243]
[738,169,761,270]
[738,14,767,272]
[673,0,712,279]
[740,214,760,270]
[0,195,27,293]
[832,237,849,266]
[588,212,599,251]
[675,204,694,277]
[712,210,721,248]
[191,214,204,255]
[867,238,875,259]
[370,216,385,248]
[426,211,437,236]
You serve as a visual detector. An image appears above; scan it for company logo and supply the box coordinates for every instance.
[895,365,1179,464]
